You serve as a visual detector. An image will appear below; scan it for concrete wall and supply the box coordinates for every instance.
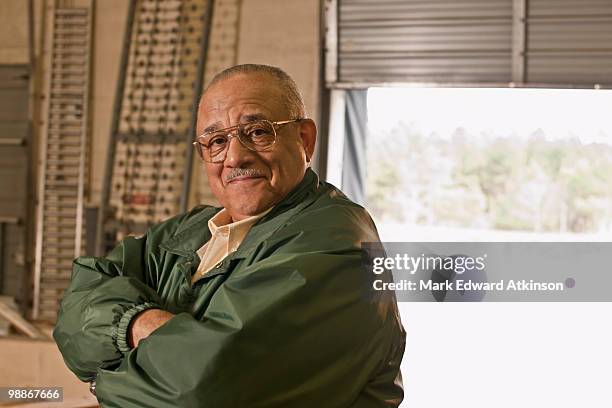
[237,0,321,122]
[89,0,129,204]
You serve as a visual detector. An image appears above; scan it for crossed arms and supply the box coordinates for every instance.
[53,209,404,407]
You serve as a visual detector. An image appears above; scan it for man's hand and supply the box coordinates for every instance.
[128,309,174,348]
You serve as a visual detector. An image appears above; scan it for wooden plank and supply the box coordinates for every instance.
[0,301,46,339]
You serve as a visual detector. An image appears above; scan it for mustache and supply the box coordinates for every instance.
[224,168,265,182]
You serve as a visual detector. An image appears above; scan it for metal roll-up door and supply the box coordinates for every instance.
[0,65,30,312]
[327,0,612,88]
[331,0,513,85]
[526,0,612,85]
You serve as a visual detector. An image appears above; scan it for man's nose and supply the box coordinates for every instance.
[223,135,255,167]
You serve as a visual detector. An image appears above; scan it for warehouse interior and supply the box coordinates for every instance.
[1,0,611,407]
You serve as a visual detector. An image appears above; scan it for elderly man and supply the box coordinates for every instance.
[54,64,405,407]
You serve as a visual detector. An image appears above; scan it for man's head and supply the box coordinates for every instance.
[196,64,317,221]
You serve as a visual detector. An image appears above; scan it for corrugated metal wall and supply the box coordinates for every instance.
[336,0,513,84]
[330,0,612,87]
[526,0,612,84]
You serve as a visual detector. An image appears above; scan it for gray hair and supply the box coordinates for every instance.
[204,64,306,118]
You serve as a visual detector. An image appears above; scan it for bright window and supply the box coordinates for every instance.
[366,88,612,241]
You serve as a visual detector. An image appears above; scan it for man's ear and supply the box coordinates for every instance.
[298,119,317,163]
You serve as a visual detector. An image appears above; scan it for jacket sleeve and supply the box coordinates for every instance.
[53,234,163,382]
[94,207,405,407]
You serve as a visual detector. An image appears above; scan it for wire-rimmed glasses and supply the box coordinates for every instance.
[193,118,302,163]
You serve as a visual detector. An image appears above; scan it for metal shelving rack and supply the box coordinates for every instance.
[33,0,94,322]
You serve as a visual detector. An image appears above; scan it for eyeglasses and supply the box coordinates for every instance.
[193,118,302,163]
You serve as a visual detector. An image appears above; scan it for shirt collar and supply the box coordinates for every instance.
[196,207,273,259]
[207,207,272,233]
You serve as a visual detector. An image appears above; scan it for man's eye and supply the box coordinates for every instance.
[245,126,269,138]
[208,135,228,146]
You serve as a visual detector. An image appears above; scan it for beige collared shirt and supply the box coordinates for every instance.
[192,207,272,283]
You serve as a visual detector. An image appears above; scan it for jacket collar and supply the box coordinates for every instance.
[159,206,219,257]
[160,168,319,257]
[260,168,318,222]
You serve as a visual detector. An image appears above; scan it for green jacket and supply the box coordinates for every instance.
[54,169,405,407]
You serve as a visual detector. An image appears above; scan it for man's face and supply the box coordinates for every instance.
[197,73,316,221]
